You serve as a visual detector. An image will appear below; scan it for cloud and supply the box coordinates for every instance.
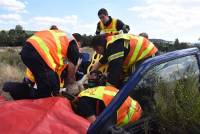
[146,0,200,4]
[73,23,96,35]
[33,15,78,26]
[0,0,26,12]
[27,15,96,35]
[128,0,200,41]
[0,13,21,21]
[0,13,26,27]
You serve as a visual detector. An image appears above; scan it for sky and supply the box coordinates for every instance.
[0,0,199,43]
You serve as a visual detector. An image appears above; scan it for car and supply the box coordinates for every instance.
[87,47,200,134]
[0,48,199,134]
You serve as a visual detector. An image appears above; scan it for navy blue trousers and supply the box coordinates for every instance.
[20,43,60,98]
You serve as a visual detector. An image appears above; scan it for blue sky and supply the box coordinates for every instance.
[0,0,199,42]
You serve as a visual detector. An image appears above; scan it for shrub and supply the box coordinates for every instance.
[154,71,200,133]
[0,47,25,69]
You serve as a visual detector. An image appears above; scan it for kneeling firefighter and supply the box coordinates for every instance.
[69,71,142,127]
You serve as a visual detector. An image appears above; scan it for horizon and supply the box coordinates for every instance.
[0,0,199,43]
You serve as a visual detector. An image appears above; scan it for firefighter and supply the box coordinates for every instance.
[89,8,130,76]
[73,71,142,126]
[20,29,80,98]
[96,8,130,36]
[23,33,84,86]
[23,32,84,87]
[91,34,158,88]
[139,32,149,39]
[50,25,58,30]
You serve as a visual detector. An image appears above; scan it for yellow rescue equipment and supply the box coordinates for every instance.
[87,52,108,74]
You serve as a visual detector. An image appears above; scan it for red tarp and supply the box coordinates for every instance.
[0,96,90,134]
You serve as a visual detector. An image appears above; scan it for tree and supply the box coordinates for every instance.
[15,25,27,46]
[7,25,28,46]
[81,34,93,47]
[174,38,179,46]
[179,42,190,49]
[15,25,23,31]
[173,38,190,50]
[0,30,8,46]
[7,29,17,46]
[0,25,31,46]
[174,38,181,50]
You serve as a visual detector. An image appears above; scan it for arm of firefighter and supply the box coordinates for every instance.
[106,39,125,87]
[95,22,101,35]
[75,58,82,72]
[67,61,76,84]
[116,19,130,33]
[91,61,103,71]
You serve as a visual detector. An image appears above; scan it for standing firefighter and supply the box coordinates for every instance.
[89,8,130,75]
[91,34,158,88]
[96,8,130,36]
[20,29,80,98]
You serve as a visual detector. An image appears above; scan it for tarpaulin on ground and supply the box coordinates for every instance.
[0,95,6,102]
[0,97,90,134]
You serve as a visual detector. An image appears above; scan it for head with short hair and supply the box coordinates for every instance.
[98,8,109,24]
[91,35,107,55]
[139,32,149,39]
[72,33,82,42]
[88,70,107,87]
[72,33,82,48]
[98,8,108,16]
[50,25,58,30]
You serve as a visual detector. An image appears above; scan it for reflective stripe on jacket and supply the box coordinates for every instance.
[99,18,118,35]
[106,34,158,73]
[78,86,142,126]
[25,64,68,88]
[25,68,35,82]
[27,30,69,71]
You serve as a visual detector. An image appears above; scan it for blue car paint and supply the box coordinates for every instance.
[87,47,199,134]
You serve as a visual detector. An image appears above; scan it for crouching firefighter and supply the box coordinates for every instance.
[69,71,142,127]
[91,34,158,88]
[20,29,80,99]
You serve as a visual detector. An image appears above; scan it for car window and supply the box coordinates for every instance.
[129,55,200,115]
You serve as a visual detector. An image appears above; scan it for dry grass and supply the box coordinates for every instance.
[0,63,24,88]
[0,63,24,99]
[0,47,93,88]
[82,47,94,55]
[0,46,93,99]
[0,47,25,99]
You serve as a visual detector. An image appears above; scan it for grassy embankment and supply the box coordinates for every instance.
[0,47,93,97]
[154,67,200,133]
[0,47,25,98]
[1,47,200,133]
